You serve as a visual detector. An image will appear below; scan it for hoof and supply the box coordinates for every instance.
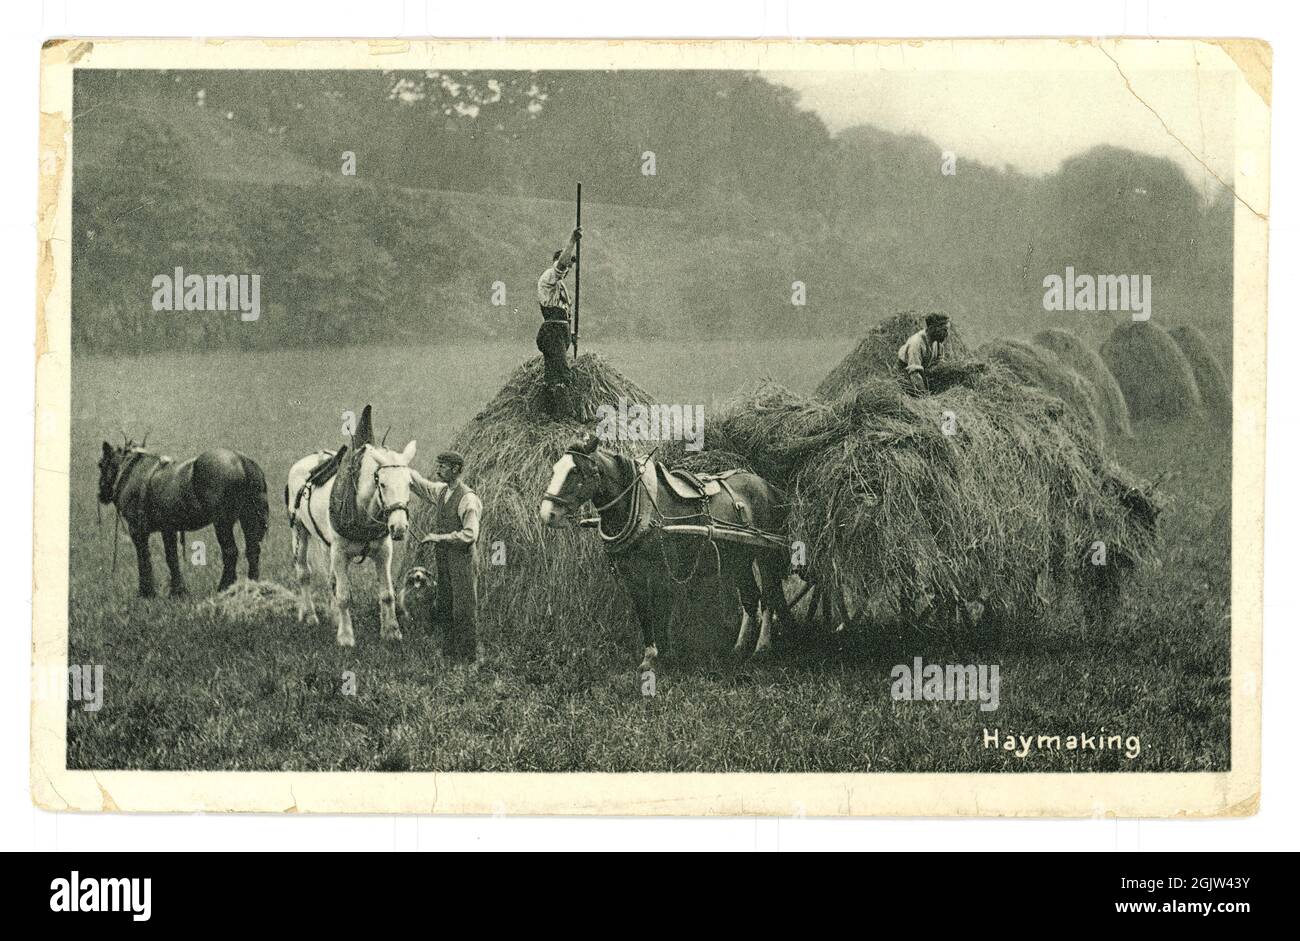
[336,634,355,648]
[382,629,404,643]
[751,644,774,661]
[169,586,188,599]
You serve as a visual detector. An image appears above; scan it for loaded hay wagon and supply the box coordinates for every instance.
[671,368,1160,638]
[408,318,1162,665]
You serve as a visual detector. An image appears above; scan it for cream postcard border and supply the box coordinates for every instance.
[33,37,1267,816]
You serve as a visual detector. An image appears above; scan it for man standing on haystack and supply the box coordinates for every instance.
[897,313,951,393]
[536,225,582,419]
[413,451,483,666]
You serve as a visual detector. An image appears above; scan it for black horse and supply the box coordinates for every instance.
[540,433,794,675]
[97,441,269,597]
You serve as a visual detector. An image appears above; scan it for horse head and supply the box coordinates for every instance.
[98,441,129,505]
[359,439,417,541]
[539,433,606,528]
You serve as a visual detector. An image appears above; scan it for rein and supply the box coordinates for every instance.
[543,450,644,544]
[105,449,153,575]
[549,450,719,574]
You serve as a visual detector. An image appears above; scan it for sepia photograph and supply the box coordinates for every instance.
[31,36,1265,816]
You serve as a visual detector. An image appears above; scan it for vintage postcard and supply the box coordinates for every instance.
[33,37,1266,815]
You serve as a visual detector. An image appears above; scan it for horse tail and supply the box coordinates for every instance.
[239,455,270,540]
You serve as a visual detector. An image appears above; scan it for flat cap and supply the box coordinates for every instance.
[925,312,951,327]
[436,450,465,468]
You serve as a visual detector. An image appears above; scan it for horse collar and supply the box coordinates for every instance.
[599,457,654,555]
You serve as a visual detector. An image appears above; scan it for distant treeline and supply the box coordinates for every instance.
[71,69,1233,353]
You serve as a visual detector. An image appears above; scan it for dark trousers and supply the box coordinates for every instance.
[435,546,478,662]
[536,313,573,418]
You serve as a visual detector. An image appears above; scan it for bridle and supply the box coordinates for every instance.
[543,448,639,516]
[366,461,410,527]
[104,447,147,505]
[101,447,155,574]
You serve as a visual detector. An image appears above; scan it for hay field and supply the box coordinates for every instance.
[65,339,1229,772]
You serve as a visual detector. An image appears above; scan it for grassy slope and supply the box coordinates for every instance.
[75,96,1234,352]
[74,97,698,343]
[66,341,1229,772]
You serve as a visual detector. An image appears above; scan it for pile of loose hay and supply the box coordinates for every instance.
[1034,328,1134,439]
[978,338,1106,442]
[1168,325,1231,418]
[689,370,1159,624]
[816,311,971,400]
[199,579,299,624]
[407,353,734,661]
[1100,322,1203,421]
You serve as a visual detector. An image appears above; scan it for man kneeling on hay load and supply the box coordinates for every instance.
[412,451,484,666]
[897,312,951,393]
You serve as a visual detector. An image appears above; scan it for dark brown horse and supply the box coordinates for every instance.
[97,441,269,597]
[540,433,794,675]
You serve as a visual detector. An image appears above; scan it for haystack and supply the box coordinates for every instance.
[407,354,733,661]
[1100,322,1203,421]
[1168,325,1231,417]
[978,339,1106,441]
[199,579,299,624]
[1033,328,1133,439]
[688,370,1159,624]
[816,311,971,400]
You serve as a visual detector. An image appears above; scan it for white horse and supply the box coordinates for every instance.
[286,441,417,647]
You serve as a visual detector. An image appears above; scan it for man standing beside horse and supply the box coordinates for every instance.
[536,225,582,419]
[413,451,483,665]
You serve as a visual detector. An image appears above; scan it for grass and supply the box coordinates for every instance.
[65,339,1230,772]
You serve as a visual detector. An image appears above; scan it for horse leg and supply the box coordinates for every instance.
[726,555,759,661]
[620,567,659,674]
[759,553,796,650]
[752,564,776,658]
[292,523,319,626]
[331,545,356,647]
[374,538,401,642]
[132,531,156,599]
[734,555,768,659]
[162,529,187,597]
[240,506,266,583]
[214,518,240,592]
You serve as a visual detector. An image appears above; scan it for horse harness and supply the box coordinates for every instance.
[112,449,175,532]
[291,450,408,555]
[550,449,754,584]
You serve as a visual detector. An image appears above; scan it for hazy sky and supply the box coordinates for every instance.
[771,67,1235,197]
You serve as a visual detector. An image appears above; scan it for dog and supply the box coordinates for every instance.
[397,566,438,633]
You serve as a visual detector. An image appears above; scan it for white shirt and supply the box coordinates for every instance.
[537,262,571,310]
[410,472,482,545]
[898,329,945,374]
